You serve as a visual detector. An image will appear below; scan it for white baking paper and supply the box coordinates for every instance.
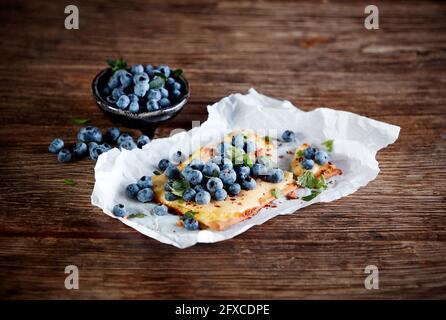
[91,89,400,248]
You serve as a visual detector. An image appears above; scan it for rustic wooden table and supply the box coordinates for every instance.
[0,0,445,299]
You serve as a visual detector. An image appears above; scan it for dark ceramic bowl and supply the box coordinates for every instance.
[92,68,190,137]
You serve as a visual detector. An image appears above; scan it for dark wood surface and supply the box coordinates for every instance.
[0,0,445,299]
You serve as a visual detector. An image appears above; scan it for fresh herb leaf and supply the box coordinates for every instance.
[172,69,183,78]
[243,153,254,168]
[153,170,162,176]
[271,188,283,199]
[297,171,327,190]
[63,179,76,186]
[295,149,304,158]
[264,136,272,143]
[322,139,334,152]
[70,117,90,125]
[149,76,165,90]
[106,58,127,73]
[301,190,321,201]
[169,179,191,197]
[153,71,167,80]
[181,210,197,221]
[228,146,245,165]
[127,213,146,219]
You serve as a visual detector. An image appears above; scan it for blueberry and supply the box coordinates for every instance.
[116,95,130,109]
[207,177,224,193]
[101,143,112,152]
[194,185,205,193]
[173,81,181,91]
[105,127,120,142]
[213,157,233,170]
[137,188,154,203]
[227,183,241,196]
[219,168,237,185]
[157,64,171,77]
[102,87,111,96]
[216,142,231,155]
[184,218,199,231]
[88,142,98,151]
[165,164,180,179]
[78,126,102,143]
[166,77,175,88]
[163,182,172,192]
[266,168,284,183]
[183,188,197,202]
[303,147,316,160]
[49,138,64,154]
[128,93,138,102]
[165,192,179,201]
[188,159,205,171]
[251,163,268,177]
[184,169,203,185]
[89,144,106,161]
[126,183,140,198]
[147,89,161,101]
[195,190,211,205]
[112,87,125,99]
[314,150,329,165]
[73,142,87,157]
[158,158,171,171]
[241,177,256,190]
[112,204,126,217]
[137,135,150,148]
[137,176,152,189]
[133,72,149,85]
[202,162,220,177]
[134,82,149,97]
[214,189,227,201]
[160,88,169,98]
[159,98,171,108]
[57,149,72,163]
[301,158,314,170]
[152,204,168,216]
[128,101,139,113]
[243,140,256,153]
[119,140,137,151]
[130,64,144,74]
[282,130,295,142]
[171,89,181,101]
[107,76,119,89]
[146,99,160,111]
[117,133,133,145]
[231,134,244,148]
[235,166,251,180]
[119,72,133,88]
[172,150,186,164]
[145,64,154,74]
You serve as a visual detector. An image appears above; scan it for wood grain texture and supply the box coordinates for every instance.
[0,0,445,299]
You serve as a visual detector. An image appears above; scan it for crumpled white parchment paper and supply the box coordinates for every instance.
[91,89,400,248]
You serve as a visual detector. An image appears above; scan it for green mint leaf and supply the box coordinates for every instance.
[153,170,162,176]
[127,213,146,219]
[107,58,127,73]
[153,71,167,80]
[149,76,165,90]
[70,117,90,125]
[322,139,334,152]
[295,149,304,158]
[181,210,197,221]
[172,69,183,78]
[243,153,254,168]
[297,171,327,190]
[302,190,321,201]
[63,179,76,186]
[169,179,190,197]
[271,188,283,199]
[228,146,245,165]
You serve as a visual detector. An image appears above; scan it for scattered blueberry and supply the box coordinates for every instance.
[266,168,284,183]
[158,159,171,171]
[303,147,316,160]
[112,204,126,217]
[49,138,64,154]
[235,166,251,180]
[314,150,329,165]
[137,176,152,189]
[207,177,224,193]
[152,204,168,216]
[184,218,199,231]
[282,130,296,142]
[119,140,137,151]
[137,135,150,148]
[251,163,268,177]
[195,190,211,205]
[227,183,241,196]
[203,162,220,177]
[137,188,154,203]
[117,133,133,145]
[57,149,72,163]
[105,127,120,141]
[78,126,102,143]
[301,158,314,170]
[241,177,256,190]
[214,188,227,201]
[183,188,197,202]
[126,183,140,198]
[165,164,180,179]
[73,142,87,157]
[219,168,237,185]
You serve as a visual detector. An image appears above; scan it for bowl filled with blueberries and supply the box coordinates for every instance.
[92,58,190,136]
